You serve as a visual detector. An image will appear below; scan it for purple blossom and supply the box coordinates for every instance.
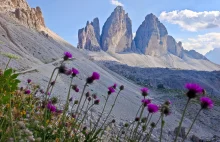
[185,83,203,99]
[65,69,72,76]
[72,68,79,76]
[200,97,214,109]
[108,87,115,94]
[147,104,159,113]
[47,103,56,112]
[91,72,100,80]
[94,99,100,105]
[141,99,151,106]
[64,52,72,60]
[27,79,31,84]
[141,87,149,97]
[40,89,44,94]
[24,90,31,94]
[75,88,79,93]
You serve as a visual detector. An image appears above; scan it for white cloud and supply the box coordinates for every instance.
[159,10,220,32]
[110,0,124,6]
[182,33,220,55]
[132,32,136,39]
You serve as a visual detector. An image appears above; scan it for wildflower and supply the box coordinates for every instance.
[142,125,147,131]
[112,83,117,89]
[88,97,92,102]
[86,72,100,84]
[20,87,24,91]
[164,100,171,106]
[69,97,73,102]
[24,90,31,94]
[92,94,97,99]
[120,85,124,90]
[74,100,79,105]
[200,97,214,109]
[141,87,149,97]
[150,122,156,128]
[94,99,100,105]
[47,103,56,112]
[59,64,68,74]
[108,86,115,95]
[112,119,116,123]
[72,85,79,92]
[124,123,129,127]
[40,89,44,94]
[135,117,140,122]
[64,52,72,60]
[141,99,151,107]
[163,106,171,116]
[47,92,51,96]
[185,83,203,99]
[147,104,159,113]
[27,79,31,84]
[72,68,79,77]
[85,92,90,97]
[51,81,56,86]
[141,117,147,123]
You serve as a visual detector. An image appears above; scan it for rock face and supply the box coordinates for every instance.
[0,0,45,30]
[77,18,101,51]
[100,6,133,53]
[167,36,184,58]
[134,13,168,56]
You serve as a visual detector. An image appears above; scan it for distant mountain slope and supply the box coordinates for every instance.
[206,48,220,65]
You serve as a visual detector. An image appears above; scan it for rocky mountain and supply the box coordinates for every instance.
[100,6,133,53]
[0,0,45,30]
[77,18,101,51]
[206,48,220,65]
[134,13,168,56]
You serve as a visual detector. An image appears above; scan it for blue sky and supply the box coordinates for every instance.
[27,0,220,55]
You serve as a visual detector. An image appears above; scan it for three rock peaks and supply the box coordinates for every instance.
[78,6,206,60]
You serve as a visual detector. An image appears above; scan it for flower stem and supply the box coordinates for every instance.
[174,98,190,142]
[181,109,202,142]
[78,104,94,129]
[100,90,121,129]
[93,95,110,132]
[132,106,145,139]
[75,83,87,117]
[78,96,88,119]
[9,93,16,142]
[5,58,11,70]
[159,113,164,142]
[49,72,59,94]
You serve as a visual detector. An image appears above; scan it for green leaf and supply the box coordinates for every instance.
[10,73,19,79]
[4,68,13,77]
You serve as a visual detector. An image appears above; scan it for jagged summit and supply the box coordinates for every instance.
[100,6,133,53]
[0,0,45,30]
[77,18,101,51]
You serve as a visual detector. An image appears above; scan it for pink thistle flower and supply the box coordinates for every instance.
[200,97,214,109]
[72,68,79,77]
[64,52,72,60]
[147,104,159,113]
[185,83,203,99]
[94,99,100,105]
[47,103,56,112]
[87,72,100,84]
[141,99,151,107]
[108,87,115,95]
[75,88,79,93]
[65,69,72,76]
[24,90,31,94]
[92,94,97,99]
[27,79,31,84]
[141,87,149,97]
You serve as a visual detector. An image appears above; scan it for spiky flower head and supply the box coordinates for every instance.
[85,92,90,98]
[141,87,149,97]
[141,99,151,107]
[72,68,79,77]
[112,83,117,89]
[63,52,72,60]
[200,97,214,109]
[92,94,97,99]
[108,86,115,95]
[27,79,31,84]
[185,83,203,99]
[47,103,56,112]
[94,99,100,105]
[120,85,124,90]
[147,104,159,113]
[86,72,100,84]
[24,90,31,94]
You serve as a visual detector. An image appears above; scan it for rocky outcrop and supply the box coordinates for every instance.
[0,0,45,30]
[167,36,183,57]
[77,18,101,51]
[184,50,207,60]
[100,6,133,53]
[134,13,168,56]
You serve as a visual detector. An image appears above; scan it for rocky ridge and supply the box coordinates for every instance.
[77,18,101,51]
[0,0,45,30]
[78,6,207,61]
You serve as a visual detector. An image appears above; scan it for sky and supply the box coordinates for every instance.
[26,0,220,55]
